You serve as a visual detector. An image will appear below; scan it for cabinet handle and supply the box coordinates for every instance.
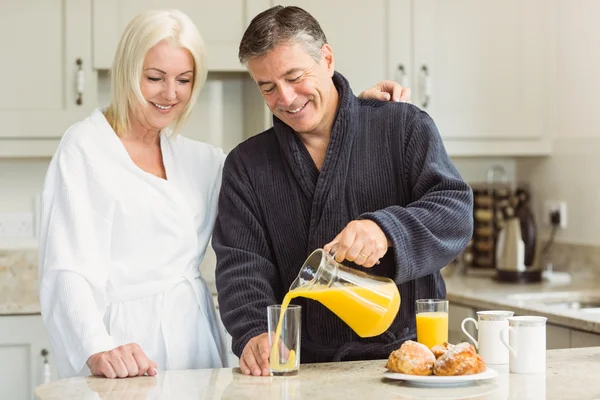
[419,65,432,108]
[40,349,51,384]
[396,64,409,89]
[75,58,84,106]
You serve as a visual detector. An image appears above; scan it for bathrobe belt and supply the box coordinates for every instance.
[106,270,214,369]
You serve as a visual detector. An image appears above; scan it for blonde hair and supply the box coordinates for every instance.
[106,9,206,136]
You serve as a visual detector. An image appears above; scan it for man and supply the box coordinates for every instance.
[213,5,473,377]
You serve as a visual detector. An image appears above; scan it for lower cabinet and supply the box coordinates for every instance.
[448,304,476,345]
[571,329,600,348]
[547,323,571,349]
[0,315,57,400]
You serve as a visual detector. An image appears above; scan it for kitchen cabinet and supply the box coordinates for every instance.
[92,0,271,72]
[448,303,476,345]
[275,1,408,95]
[0,315,57,400]
[547,323,571,349]
[0,0,97,157]
[389,0,554,156]
[570,329,600,349]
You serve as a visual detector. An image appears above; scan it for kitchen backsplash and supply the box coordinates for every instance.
[0,247,219,314]
[0,249,39,313]
[2,242,600,313]
[545,242,600,280]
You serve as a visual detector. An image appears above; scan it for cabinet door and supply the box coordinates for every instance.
[93,0,265,71]
[571,329,600,348]
[448,304,476,345]
[547,323,571,350]
[0,316,57,400]
[277,1,394,94]
[413,0,549,141]
[0,0,96,141]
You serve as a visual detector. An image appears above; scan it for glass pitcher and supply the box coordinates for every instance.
[288,248,401,338]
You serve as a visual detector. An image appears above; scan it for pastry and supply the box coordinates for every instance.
[433,342,486,376]
[385,340,435,376]
[431,342,454,359]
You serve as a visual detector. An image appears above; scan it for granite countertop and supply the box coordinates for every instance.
[443,269,600,334]
[35,347,600,400]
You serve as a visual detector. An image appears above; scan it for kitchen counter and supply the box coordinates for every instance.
[35,347,600,399]
[443,269,600,334]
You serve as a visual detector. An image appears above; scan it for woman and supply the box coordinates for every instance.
[38,9,409,379]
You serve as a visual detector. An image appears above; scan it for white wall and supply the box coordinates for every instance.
[517,0,600,246]
[0,159,49,213]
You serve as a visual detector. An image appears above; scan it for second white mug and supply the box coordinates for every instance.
[461,310,514,365]
[500,316,547,374]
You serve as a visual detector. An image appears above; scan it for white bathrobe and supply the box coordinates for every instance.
[38,109,229,378]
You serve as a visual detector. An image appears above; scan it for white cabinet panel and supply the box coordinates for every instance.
[93,0,268,71]
[0,345,30,400]
[554,1,600,139]
[0,315,57,400]
[413,0,549,142]
[0,0,97,140]
[387,0,412,91]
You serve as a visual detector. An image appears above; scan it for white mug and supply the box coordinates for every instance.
[500,316,547,374]
[461,310,514,365]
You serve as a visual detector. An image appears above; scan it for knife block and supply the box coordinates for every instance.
[465,183,532,270]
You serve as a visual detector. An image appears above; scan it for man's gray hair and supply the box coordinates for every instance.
[238,6,328,66]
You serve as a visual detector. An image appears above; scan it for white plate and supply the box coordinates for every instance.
[383,368,499,387]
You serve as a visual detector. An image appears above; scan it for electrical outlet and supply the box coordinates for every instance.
[0,213,34,238]
[543,200,567,229]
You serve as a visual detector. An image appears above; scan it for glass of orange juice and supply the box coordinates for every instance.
[415,299,449,349]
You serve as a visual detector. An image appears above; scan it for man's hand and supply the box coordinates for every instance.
[323,220,391,268]
[86,343,157,379]
[359,80,411,103]
[239,333,271,376]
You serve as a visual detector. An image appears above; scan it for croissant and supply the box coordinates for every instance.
[385,340,435,376]
[433,342,486,376]
[431,342,454,359]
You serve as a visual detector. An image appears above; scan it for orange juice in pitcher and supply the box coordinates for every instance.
[270,249,401,374]
[287,282,400,337]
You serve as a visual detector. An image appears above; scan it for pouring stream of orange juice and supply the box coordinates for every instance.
[270,281,401,372]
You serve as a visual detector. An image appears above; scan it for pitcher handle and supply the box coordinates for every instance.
[499,326,517,357]
[461,317,479,349]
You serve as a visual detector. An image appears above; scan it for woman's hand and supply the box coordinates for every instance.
[359,80,411,103]
[87,343,158,378]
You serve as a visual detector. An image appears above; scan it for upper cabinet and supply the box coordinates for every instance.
[391,0,554,156]
[0,0,97,156]
[92,0,270,72]
[0,1,556,158]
